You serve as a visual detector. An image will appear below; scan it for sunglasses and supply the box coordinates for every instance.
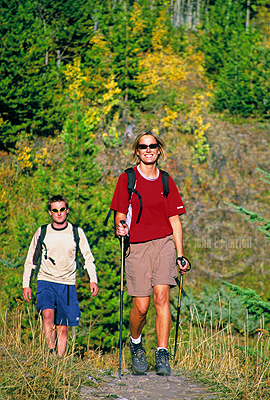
[137,143,159,150]
[51,207,67,213]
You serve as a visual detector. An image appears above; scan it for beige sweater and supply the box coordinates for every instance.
[23,223,97,287]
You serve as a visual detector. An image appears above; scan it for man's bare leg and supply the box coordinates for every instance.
[42,308,56,351]
[56,325,68,357]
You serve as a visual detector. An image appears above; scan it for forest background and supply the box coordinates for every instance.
[0,0,269,361]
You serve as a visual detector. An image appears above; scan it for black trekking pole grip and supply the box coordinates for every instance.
[120,219,126,227]
[176,256,191,271]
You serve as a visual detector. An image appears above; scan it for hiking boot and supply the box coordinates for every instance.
[49,348,56,357]
[129,337,147,374]
[155,348,171,376]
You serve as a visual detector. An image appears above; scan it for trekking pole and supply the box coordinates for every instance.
[173,257,191,361]
[119,220,126,379]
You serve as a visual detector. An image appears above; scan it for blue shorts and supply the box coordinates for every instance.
[36,281,81,326]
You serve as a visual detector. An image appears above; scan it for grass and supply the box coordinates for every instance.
[0,304,269,400]
[171,306,270,399]
[0,307,103,400]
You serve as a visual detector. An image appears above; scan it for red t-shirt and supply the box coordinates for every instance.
[110,166,186,243]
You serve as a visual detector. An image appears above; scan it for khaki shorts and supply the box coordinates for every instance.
[125,235,177,296]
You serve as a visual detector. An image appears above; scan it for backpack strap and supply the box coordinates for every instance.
[125,167,143,224]
[125,167,136,194]
[33,224,47,278]
[72,224,85,277]
[104,209,112,226]
[104,168,169,226]
[160,170,169,197]
[103,168,137,226]
[33,224,85,279]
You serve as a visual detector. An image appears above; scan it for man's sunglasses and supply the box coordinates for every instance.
[137,143,159,150]
[51,207,67,213]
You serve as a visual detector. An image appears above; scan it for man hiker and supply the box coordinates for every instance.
[23,195,98,356]
[110,130,189,376]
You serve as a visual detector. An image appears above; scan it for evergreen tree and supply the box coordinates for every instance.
[198,0,270,117]
[41,100,131,349]
[55,100,100,224]
[0,0,64,151]
[224,169,270,240]
[221,281,270,328]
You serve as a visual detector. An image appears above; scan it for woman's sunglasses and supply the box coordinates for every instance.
[51,207,67,213]
[137,143,158,150]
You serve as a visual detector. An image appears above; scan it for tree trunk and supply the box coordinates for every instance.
[246,0,250,31]
[57,50,61,68]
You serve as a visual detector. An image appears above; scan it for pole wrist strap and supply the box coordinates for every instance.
[176,256,191,271]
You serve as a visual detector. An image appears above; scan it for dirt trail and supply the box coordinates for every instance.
[80,369,218,400]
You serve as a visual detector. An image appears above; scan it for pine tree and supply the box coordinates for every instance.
[46,100,131,349]
[0,0,64,150]
[224,169,270,240]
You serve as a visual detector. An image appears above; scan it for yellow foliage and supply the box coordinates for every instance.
[17,144,33,170]
[257,6,270,44]
[100,75,121,109]
[137,43,205,97]
[0,189,6,202]
[187,93,212,164]
[63,57,87,100]
[152,10,168,52]
[138,50,188,96]
[14,137,51,172]
[63,49,122,140]
[161,106,178,128]
[34,147,50,165]
[90,32,110,51]
[136,9,206,96]
[130,3,147,36]
[0,117,7,126]
[84,75,122,139]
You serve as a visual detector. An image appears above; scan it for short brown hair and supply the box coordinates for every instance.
[131,130,167,165]
[47,195,69,211]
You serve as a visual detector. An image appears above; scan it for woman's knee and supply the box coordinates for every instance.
[153,286,170,308]
[133,298,150,317]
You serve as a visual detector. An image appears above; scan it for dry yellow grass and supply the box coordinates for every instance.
[0,305,269,399]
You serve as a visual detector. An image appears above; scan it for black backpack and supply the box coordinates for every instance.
[104,167,169,226]
[33,224,85,278]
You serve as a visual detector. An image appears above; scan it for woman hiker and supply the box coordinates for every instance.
[110,130,189,376]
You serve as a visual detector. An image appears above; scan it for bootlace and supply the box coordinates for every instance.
[156,349,172,365]
[131,342,146,359]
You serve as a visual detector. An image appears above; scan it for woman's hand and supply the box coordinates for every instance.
[116,220,129,237]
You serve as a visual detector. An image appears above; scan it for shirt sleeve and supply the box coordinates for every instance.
[22,228,40,288]
[78,228,98,283]
[167,176,186,217]
[110,172,129,214]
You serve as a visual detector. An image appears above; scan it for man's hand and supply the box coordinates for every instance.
[90,282,99,297]
[23,287,32,302]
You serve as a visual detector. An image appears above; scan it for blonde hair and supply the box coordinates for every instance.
[131,130,167,165]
